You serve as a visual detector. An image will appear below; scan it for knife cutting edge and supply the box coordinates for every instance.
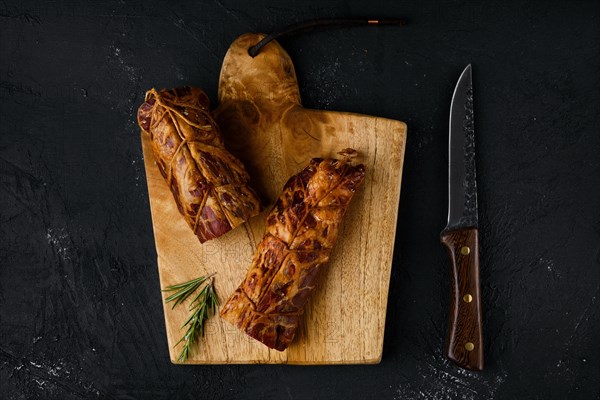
[440,64,484,371]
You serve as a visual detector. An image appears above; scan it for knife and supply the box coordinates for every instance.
[440,64,484,371]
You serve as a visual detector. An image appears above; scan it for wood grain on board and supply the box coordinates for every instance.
[141,33,407,364]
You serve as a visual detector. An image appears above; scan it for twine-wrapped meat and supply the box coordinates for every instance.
[220,153,365,351]
[137,87,261,243]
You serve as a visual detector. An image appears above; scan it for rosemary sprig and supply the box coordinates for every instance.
[162,274,219,362]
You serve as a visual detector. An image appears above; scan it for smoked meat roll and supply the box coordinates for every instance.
[138,87,261,243]
[220,154,365,350]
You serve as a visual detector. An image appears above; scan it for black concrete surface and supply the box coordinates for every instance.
[1,1,599,399]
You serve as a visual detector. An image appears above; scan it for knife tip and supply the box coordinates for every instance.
[458,64,472,82]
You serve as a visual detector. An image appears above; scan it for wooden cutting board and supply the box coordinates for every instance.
[141,33,407,364]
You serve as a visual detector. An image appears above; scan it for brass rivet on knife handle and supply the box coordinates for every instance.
[460,246,470,255]
[440,227,484,371]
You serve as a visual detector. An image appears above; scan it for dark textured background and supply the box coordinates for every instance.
[1,1,599,399]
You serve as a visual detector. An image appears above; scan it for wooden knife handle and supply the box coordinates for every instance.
[440,227,484,371]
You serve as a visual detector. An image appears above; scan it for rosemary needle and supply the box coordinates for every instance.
[162,274,219,362]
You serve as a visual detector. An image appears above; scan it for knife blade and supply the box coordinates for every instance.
[440,64,484,371]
